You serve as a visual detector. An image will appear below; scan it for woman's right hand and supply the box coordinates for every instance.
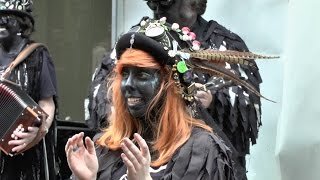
[120,133,152,180]
[65,132,98,180]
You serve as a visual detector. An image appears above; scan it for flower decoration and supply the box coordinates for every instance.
[140,20,146,27]
[171,23,179,31]
[159,17,167,24]
[182,34,190,41]
[168,50,177,57]
[143,17,200,52]
[188,32,196,40]
[192,40,201,51]
[181,27,190,35]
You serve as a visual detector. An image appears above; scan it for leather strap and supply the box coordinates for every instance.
[1,43,45,79]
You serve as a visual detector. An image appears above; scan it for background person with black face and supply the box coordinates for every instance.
[145,0,262,179]
[0,0,58,179]
[66,18,238,180]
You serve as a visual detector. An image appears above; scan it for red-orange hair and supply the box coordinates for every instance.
[97,48,212,167]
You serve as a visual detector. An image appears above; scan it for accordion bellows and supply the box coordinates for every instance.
[0,81,47,156]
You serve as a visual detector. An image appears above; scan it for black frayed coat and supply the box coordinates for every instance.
[72,128,235,180]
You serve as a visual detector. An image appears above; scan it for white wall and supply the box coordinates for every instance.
[114,0,152,42]
[275,0,320,180]
[116,0,320,179]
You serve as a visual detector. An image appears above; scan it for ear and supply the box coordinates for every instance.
[146,1,157,11]
[195,0,207,15]
[21,17,33,38]
[21,28,32,38]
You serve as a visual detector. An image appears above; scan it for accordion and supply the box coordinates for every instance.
[0,80,47,156]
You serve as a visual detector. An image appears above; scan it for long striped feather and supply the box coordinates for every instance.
[189,59,275,103]
[186,49,279,68]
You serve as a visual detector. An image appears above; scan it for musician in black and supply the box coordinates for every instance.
[0,0,58,179]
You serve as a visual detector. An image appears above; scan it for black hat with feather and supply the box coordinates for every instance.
[115,17,277,102]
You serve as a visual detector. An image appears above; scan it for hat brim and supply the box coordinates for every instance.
[116,32,173,66]
[0,9,34,25]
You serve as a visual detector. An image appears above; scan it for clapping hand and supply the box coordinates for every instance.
[65,132,98,180]
[120,133,152,180]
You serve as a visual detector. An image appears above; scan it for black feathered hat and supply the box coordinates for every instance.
[0,0,34,25]
[115,17,278,103]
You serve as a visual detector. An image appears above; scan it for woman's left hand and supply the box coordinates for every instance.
[121,133,152,180]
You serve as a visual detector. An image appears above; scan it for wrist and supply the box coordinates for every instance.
[78,176,96,180]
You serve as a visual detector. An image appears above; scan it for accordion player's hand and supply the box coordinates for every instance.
[8,126,41,153]
[8,99,51,154]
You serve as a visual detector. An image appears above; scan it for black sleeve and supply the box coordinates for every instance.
[38,48,58,99]
[161,128,235,180]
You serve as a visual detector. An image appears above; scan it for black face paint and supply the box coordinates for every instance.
[0,15,21,44]
[145,0,175,11]
[120,66,161,119]
[146,0,198,28]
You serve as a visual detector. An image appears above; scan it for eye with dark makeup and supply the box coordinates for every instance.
[121,69,129,79]
[0,16,18,27]
[121,67,158,80]
[137,70,154,80]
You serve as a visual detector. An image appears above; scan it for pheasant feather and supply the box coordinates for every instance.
[186,49,279,68]
[188,59,276,103]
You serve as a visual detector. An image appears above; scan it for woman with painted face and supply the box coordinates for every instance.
[0,1,58,180]
[65,18,240,180]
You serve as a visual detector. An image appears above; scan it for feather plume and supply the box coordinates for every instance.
[188,59,276,103]
[185,49,279,68]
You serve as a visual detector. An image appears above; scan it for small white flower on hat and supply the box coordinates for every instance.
[140,20,147,27]
[171,23,179,31]
[168,50,177,57]
[182,34,191,41]
[159,17,167,24]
